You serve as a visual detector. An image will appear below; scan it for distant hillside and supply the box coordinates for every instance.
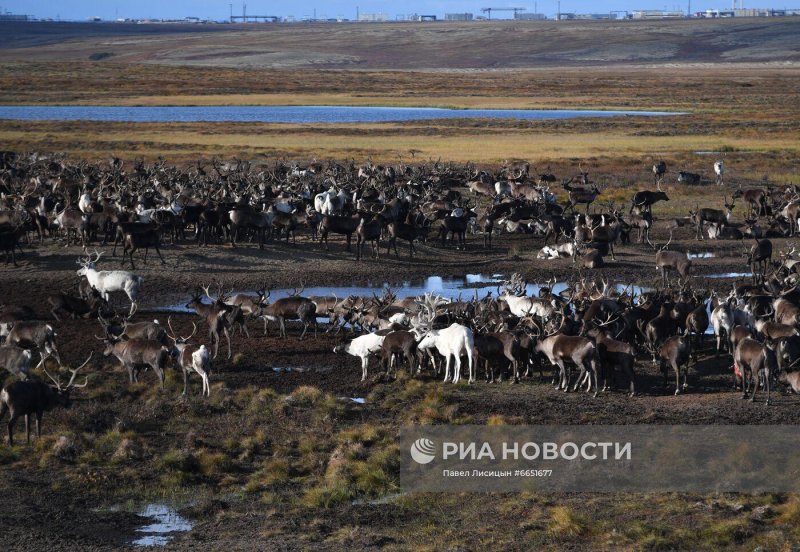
[0,18,798,69]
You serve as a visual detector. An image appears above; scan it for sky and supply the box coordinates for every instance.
[2,1,710,21]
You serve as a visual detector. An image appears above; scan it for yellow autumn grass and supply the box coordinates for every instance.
[0,126,795,163]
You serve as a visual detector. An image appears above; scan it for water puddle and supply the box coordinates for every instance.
[132,504,193,547]
[154,274,648,312]
[338,397,366,404]
[707,272,750,279]
[272,365,333,374]
[687,251,716,259]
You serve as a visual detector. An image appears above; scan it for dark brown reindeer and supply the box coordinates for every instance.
[0,353,91,446]
[0,347,33,381]
[259,287,318,339]
[319,213,360,251]
[630,190,669,214]
[386,221,428,258]
[588,320,636,396]
[688,196,735,240]
[747,239,772,284]
[379,330,418,377]
[120,225,165,270]
[48,287,108,321]
[356,216,382,261]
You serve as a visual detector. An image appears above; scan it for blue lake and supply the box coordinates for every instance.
[0,105,683,123]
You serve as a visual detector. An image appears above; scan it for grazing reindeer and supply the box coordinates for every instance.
[688,196,735,240]
[735,337,776,404]
[678,171,702,185]
[48,287,108,321]
[167,319,211,397]
[333,333,386,381]
[185,285,236,359]
[0,347,32,381]
[0,353,91,446]
[77,250,143,316]
[747,239,772,284]
[4,321,61,369]
[259,287,318,339]
[630,190,669,214]
[658,335,692,395]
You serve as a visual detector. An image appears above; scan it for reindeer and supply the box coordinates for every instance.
[732,187,767,218]
[658,335,692,395]
[652,160,667,188]
[747,239,772,284]
[379,330,418,378]
[0,353,91,446]
[259,287,317,339]
[356,216,382,261]
[630,190,669,214]
[652,236,692,286]
[333,333,385,381]
[102,336,170,388]
[714,160,725,186]
[4,321,61,369]
[0,347,32,381]
[535,330,600,396]
[688,196,735,240]
[185,285,236,359]
[120,225,165,270]
[166,319,211,397]
[411,295,475,384]
[319,213,360,252]
[562,174,600,214]
[735,338,776,404]
[47,287,108,321]
[77,250,143,316]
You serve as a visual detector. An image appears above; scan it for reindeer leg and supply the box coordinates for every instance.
[182,367,188,396]
[224,328,231,359]
[24,414,30,444]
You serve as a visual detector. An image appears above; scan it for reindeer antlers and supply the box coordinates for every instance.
[43,352,93,391]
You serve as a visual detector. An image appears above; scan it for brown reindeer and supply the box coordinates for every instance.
[0,353,91,446]
[735,338,777,404]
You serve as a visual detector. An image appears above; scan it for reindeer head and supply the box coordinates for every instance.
[76,249,103,275]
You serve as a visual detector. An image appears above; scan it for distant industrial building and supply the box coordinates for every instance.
[515,12,547,19]
[358,12,388,22]
[445,12,473,21]
[631,10,685,19]
[558,12,617,20]
[0,12,33,21]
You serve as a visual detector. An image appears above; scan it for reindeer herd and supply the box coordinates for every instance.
[3,150,800,445]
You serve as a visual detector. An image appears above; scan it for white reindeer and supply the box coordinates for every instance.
[334,333,386,381]
[167,320,211,397]
[76,250,143,316]
[714,160,725,186]
[416,323,475,384]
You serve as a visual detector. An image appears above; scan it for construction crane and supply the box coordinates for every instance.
[481,7,527,19]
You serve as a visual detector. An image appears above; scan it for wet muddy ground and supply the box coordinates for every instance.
[2,225,799,549]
